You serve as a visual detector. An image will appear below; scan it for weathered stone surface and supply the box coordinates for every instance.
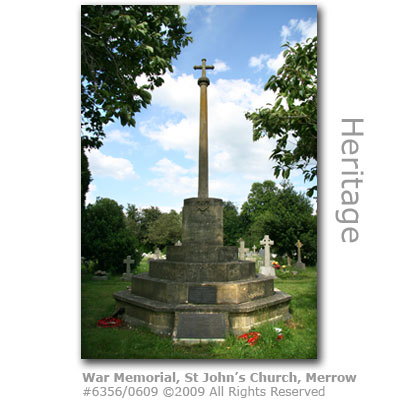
[131,274,275,305]
[167,244,238,263]
[259,265,277,278]
[149,259,256,282]
[182,198,223,245]
[121,272,134,282]
[113,289,291,338]
[131,274,187,304]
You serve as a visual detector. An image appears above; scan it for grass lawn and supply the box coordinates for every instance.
[81,264,317,359]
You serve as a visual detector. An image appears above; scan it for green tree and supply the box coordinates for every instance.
[82,198,141,274]
[245,36,317,197]
[125,205,162,252]
[223,201,242,246]
[81,5,192,149]
[146,210,182,249]
[240,181,316,265]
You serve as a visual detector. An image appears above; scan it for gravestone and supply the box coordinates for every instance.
[259,235,276,278]
[238,238,249,261]
[252,245,257,255]
[121,255,135,281]
[294,240,306,270]
[93,270,108,280]
[154,248,161,259]
[284,253,292,266]
[175,240,182,246]
[114,59,291,343]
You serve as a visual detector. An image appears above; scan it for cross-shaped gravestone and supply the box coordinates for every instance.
[252,245,257,255]
[193,59,214,198]
[123,255,134,274]
[238,238,249,260]
[296,240,302,262]
[260,235,274,266]
[154,248,161,259]
[259,235,276,277]
[294,239,306,270]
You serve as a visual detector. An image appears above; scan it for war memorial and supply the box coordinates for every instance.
[113,59,292,342]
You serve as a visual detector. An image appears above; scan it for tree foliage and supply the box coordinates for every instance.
[125,205,162,252]
[223,201,242,246]
[82,198,141,274]
[240,180,317,265]
[146,210,182,249]
[81,5,192,148]
[245,36,317,197]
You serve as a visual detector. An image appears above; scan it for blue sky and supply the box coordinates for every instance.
[85,5,317,213]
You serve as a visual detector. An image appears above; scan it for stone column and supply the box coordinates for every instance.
[194,59,214,198]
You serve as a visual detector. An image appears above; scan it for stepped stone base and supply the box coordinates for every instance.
[131,274,275,304]
[149,259,255,282]
[167,244,237,263]
[112,196,292,343]
[114,289,292,340]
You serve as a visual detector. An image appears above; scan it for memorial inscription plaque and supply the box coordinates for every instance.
[188,285,217,304]
[176,312,227,339]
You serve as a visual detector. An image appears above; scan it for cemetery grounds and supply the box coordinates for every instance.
[81,258,317,359]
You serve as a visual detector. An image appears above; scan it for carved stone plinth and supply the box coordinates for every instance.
[182,198,223,246]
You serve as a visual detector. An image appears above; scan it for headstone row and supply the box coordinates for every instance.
[237,235,306,276]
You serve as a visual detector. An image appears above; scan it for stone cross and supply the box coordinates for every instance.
[238,238,249,260]
[296,240,303,263]
[294,239,306,270]
[260,235,274,268]
[194,58,214,198]
[123,255,134,274]
[154,248,161,259]
[252,245,257,255]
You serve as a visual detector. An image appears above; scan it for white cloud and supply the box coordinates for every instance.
[280,18,317,43]
[296,19,317,42]
[87,149,139,180]
[250,18,317,74]
[105,129,138,149]
[281,25,291,43]
[139,72,281,206]
[179,5,197,18]
[212,59,230,74]
[148,158,197,197]
[266,50,286,73]
[249,54,270,71]
[85,183,97,205]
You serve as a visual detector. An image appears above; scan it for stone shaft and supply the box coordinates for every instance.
[194,58,214,198]
[198,82,209,197]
